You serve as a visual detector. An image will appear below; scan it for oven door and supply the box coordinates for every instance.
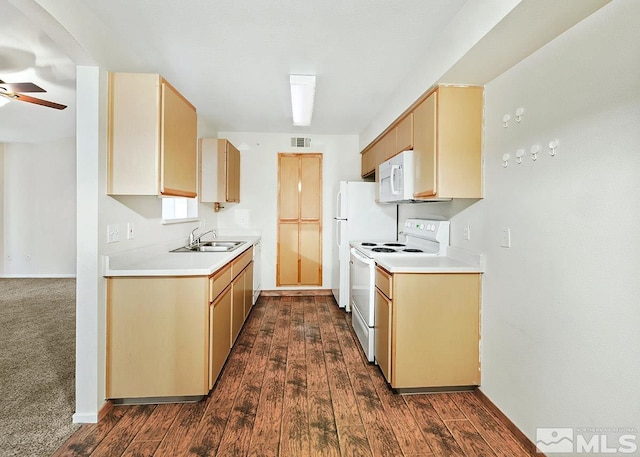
[349,247,375,327]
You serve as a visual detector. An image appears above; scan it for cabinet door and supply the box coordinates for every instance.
[300,154,321,220]
[396,113,413,152]
[382,129,397,162]
[413,91,437,198]
[374,288,392,383]
[231,269,246,344]
[361,147,375,177]
[244,262,254,319]
[210,285,232,388]
[226,142,241,202]
[279,155,300,220]
[277,222,299,286]
[299,222,321,285]
[160,81,197,197]
[436,86,484,198]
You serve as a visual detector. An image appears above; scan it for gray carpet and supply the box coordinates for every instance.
[0,278,80,457]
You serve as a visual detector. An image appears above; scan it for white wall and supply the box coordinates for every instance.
[406,0,640,443]
[216,132,360,290]
[2,137,76,277]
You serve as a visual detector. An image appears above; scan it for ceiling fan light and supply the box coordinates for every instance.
[289,74,315,126]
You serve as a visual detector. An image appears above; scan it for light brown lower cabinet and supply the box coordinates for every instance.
[106,276,209,399]
[106,247,254,401]
[374,266,481,390]
[209,284,231,389]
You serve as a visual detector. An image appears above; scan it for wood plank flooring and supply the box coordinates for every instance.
[53,295,535,456]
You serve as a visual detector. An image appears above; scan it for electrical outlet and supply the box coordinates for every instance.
[501,228,511,248]
[107,224,120,243]
[7,255,11,261]
[26,254,31,261]
[463,224,471,241]
[127,223,135,240]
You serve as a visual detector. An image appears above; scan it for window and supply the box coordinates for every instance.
[161,197,199,223]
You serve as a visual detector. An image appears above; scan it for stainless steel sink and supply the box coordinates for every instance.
[170,240,245,253]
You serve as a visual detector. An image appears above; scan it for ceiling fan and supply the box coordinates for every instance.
[0,79,67,110]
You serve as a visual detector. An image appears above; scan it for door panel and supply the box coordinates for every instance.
[300,155,321,220]
[278,222,299,285]
[279,155,299,220]
[300,221,321,285]
[413,91,437,198]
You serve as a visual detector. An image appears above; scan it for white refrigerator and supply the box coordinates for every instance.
[332,181,397,310]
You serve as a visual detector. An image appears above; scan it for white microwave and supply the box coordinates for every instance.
[378,150,416,203]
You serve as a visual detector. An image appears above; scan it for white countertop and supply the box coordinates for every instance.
[104,236,261,277]
[372,246,485,274]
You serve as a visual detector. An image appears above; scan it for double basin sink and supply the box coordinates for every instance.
[171,240,245,253]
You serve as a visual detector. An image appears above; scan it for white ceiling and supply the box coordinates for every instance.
[0,0,612,144]
[0,1,76,143]
[0,0,470,142]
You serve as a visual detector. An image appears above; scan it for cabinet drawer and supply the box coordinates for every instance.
[232,246,253,277]
[209,263,232,303]
[375,266,392,299]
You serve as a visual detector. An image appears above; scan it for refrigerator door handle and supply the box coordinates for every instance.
[336,190,342,219]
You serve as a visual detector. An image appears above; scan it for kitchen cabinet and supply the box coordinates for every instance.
[277,153,322,286]
[374,266,481,390]
[107,245,255,401]
[361,145,377,177]
[210,283,231,389]
[413,85,483,199]
[199,138,241,206]
[231,247,253,344]
[106,276,209,399]
[396,113,413,153]
[107,72,197,197]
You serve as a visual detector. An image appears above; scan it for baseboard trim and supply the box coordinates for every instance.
[72,412,98,424]
[474,388,542,456]
[260,289,333,297]
[0,274,76,278]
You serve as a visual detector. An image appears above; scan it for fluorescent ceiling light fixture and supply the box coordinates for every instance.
[290,74,316,126]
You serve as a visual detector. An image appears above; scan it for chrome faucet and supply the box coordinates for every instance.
[188,227,217,247]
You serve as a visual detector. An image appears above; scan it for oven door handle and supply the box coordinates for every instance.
[350,247,374,265]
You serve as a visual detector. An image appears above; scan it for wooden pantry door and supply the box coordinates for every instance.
[277,153,322,286]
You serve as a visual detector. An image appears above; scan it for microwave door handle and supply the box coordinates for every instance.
[390,164,400,195]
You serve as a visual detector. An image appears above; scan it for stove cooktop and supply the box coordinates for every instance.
[352,218,450,259]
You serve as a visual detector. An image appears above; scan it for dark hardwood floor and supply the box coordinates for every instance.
[53,295,534,456]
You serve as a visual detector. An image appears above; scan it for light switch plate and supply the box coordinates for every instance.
[501,228,511,248]
[107,224,120,243]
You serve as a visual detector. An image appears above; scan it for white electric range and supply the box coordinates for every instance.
[349,218,450,361]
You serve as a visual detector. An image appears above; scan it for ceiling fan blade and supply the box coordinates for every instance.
[12,93,67,110]
[0,81,46,93]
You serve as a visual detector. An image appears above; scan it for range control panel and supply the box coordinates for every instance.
[401,218,450,244]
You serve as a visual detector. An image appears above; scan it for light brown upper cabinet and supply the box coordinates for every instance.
[108,72,197,197]
[413,85,483,199]
[277,153,322,286]
[199,138,241,205]
[396,113,413,152]
[360,85,483,201]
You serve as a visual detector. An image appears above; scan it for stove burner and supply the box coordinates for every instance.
[361,242,377,246]
[372,247,396,253]
[384,243,405,247]
[403,248,424,253]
